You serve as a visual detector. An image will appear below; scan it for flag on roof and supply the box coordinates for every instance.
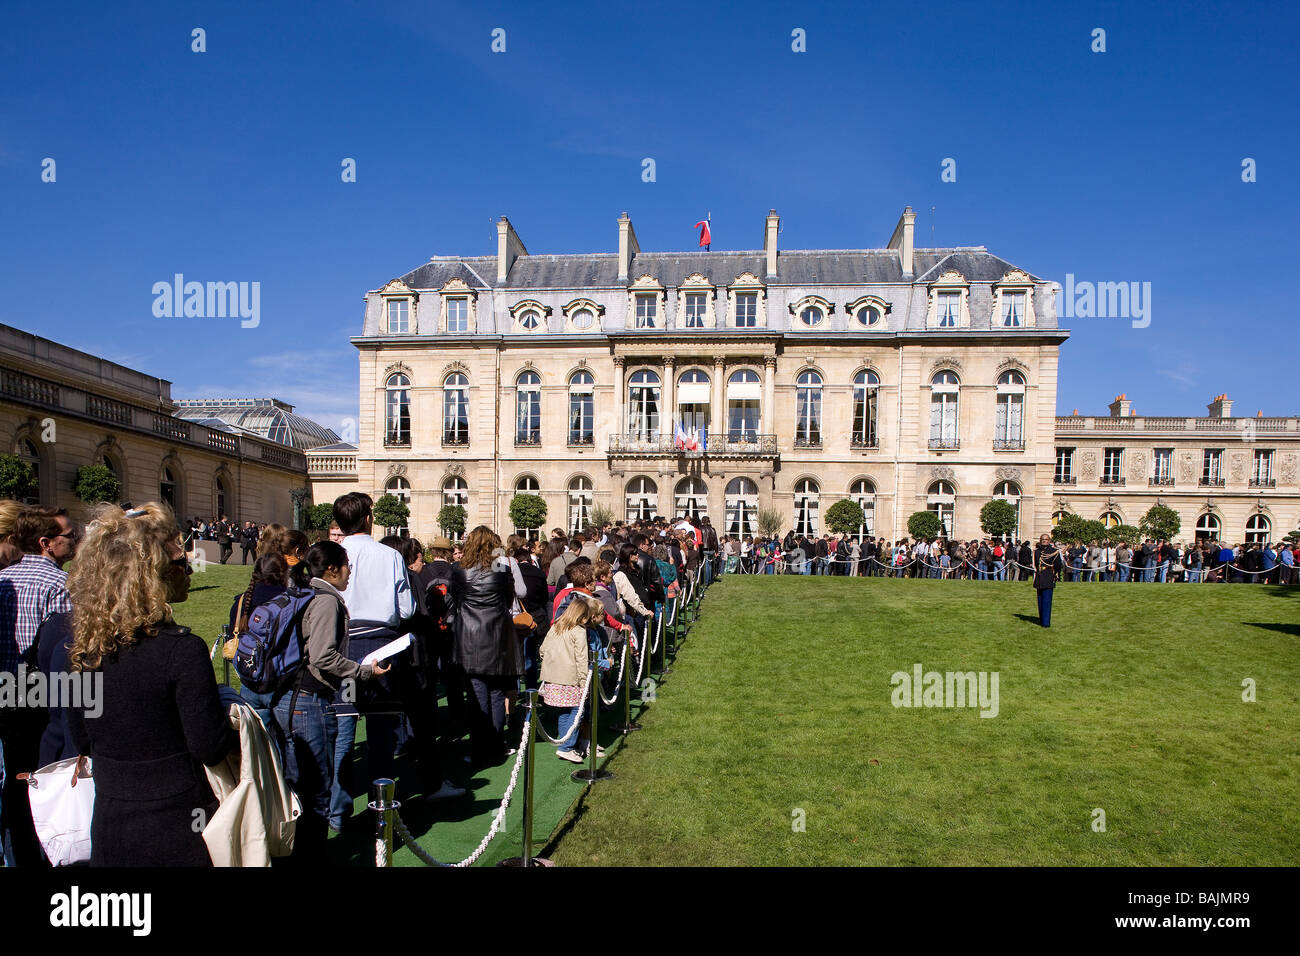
[695,219,711,250]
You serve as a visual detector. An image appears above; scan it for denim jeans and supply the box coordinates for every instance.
[1118,565,1130,582]
[274,691,337,861]
[330,714,357,829]
[554,704,582,750]
[994,560,1005,580]
[1157,562,1168,583]
[239,685,281,763]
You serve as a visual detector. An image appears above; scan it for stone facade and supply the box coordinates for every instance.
[1,324,307,523]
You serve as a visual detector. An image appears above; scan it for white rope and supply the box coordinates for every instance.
[534,665,595,746]
[633,616,649,686]
[597,643,627,706]
[391,709,531,867]
[649,607,663,654]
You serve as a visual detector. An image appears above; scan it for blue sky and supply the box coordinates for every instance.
[2,0,1296,434]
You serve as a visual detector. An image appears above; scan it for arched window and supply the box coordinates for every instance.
[993,480,1021,541]
[1245,514,1271,545]
[518,309,541,331]
[929,371,960,450]
[995,370,1025,449]
[442,476,468,509]
[677,369,710,435]
[628,370,661,441]
[799,305,824,327]
[160,467,177,509]
[727,369,761,442]
[626,477,657,523]
[568,371,594,445]
[852,370,879,448]
[674,477,708,520]
[516,371,541,445]
[1099,511,1121,529]
[794,478,820,535]
[851,478,876,541]
[385,373,411,446]
[570,308,595,330]
[385,477,411,536]
[215,477,228,518]
[795,371,822,446]
[927,480,955,537]
[17,438,41,504]
[856,304,883,327]
[443,373,469,445]
[568,477,593,534]
[1195,512,1221,542]
[725,477,758,536]
[515,476,540,494]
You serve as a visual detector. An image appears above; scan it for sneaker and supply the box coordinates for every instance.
[556,749,584,763]
[426,780,467,800]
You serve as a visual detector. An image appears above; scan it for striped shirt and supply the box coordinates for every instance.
[0,554,73,673]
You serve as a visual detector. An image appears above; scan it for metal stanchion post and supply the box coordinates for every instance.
[501,689,553,867]
[368,778,398,867]
[613,627,642,734]
[657,605,673,676]
[219,624,231,686]
[572,663,613,783]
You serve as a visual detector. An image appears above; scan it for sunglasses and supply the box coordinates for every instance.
[171,556,193,576]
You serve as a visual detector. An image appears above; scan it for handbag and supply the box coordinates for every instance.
[512,609,535,630]
[21,756,94,866]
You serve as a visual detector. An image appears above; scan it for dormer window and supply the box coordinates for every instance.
[735,294,757,328]
[727,273,766,329]
[563,298,604,332]
[437,277,478,334]
[792,295,832,330]
[684,293,707,328]
[993,270,1036,328]
[447,298,468,332]
[846,295,888,329]
[635,294,657,328]
[937,292,960,327]
[678,273,716,329]
[926,271,970,329]
[387,299,409,334]
[519,309,540,330]
[572,309,594,330]
[509,298,551,333]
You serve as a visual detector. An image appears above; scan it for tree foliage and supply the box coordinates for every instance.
[757,508,784,537]
[1051,513,1106,544]
[824,499,865,536]
[372,493,410,532]
[979,499,1019,540]
[508,493,547,531]
[438,504,468,538]
[304,502,335,531]
[73,464,122,505]
[907,510,942,541]
[587,504,614,533]
[1108,524,1142,545]
[0,455,37,503]
[1139,504,1181,542]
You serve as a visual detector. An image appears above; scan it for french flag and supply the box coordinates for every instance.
[674,422,687,450]
[695,219,711,250]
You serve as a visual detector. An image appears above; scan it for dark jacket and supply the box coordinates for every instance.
[66,621,236,866]
[37,611,76,766]
[449,565,523,677]
[517,560,550,642]
[1033,546,1065,591]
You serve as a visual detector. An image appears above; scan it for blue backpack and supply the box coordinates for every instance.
[234,587,316,695]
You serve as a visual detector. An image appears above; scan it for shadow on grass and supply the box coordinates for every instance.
[1244,622,1300,637]
[1013,613,1042,625]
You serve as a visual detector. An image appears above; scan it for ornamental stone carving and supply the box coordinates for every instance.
[1279,454,1297,484]
[1229,453,1246,481]
[446,463,465,478]
[386,463,407,479]
[995,467,1022,482]
[930,357,964,374]
[930,466,955,481]
[1179,452,1196,482]
[1080,451,1098,480]
[764,355,778,368]
[1129,452,1146,481]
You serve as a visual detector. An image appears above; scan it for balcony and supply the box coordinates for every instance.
[1249,478,1276,488]
[993,439,1025,451]
[793,435,822,449]
[1199,478,1226,487]
[567,435,595,448]
[929,438,961,451]
[442,434,470,447]
[308,451,358,477]
[1054,476,1077,486]
[850,435,879,449]
[1099,476,1126,486]
[515,435,542,447]
[384,434,410,448]
[1149,476,1175,487]
[607,433,778,457]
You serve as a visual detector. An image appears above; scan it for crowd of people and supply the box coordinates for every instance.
[2,492,1295,868]
[707,531,1299,584]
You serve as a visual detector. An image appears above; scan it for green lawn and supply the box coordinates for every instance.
[546,576,1300,866]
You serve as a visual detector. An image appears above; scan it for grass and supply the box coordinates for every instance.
[546,575,1300,866]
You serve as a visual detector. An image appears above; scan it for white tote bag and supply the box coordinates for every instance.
[24,756,94,866]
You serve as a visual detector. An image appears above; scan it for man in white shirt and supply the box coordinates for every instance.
[329,494,461,829]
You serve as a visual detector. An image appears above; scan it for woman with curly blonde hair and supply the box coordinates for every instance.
[65,502,235,866]
[0,498,25,570]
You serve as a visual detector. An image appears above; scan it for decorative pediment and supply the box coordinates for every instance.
[563,297,605,316]
[929,357,964,374]
[438,277,477,299]
[380,279,413,295]
[440,361,469,379]
[630,274,663,290]
[384,361,412,379]
[789,294,834,317]
[681,272,715,290]
[996,269,1034,286]
[508,298,552,319]
[996,357,1029,374]
[931,270,968,286]
[729,271,765,289]
[385,463,408,479]
[845,294,890,315]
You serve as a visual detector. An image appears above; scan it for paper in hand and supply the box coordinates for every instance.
[361,635,411,666]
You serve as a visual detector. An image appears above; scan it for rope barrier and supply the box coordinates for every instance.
[597,643,628,707]
[533,665,595,746]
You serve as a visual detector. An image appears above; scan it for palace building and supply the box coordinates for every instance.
[309,206,1300,545]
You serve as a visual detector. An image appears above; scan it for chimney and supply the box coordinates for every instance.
[496,217,527,284]
[887,206,916,278]
[764,209,780,278]
[617,212,639,282]
[1207,394,1233,418]
[1107,393,1132,418]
